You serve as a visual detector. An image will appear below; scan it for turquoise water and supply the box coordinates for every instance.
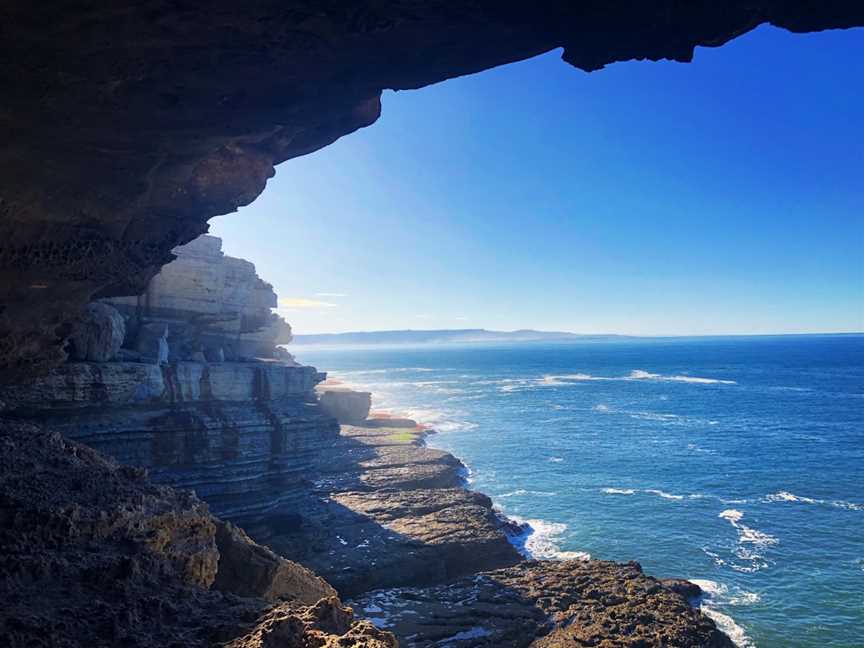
[294,335,864,647]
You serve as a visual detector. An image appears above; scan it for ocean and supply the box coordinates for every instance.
[294,335,864,648]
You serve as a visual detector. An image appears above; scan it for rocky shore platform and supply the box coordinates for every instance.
[294,385,734,647]
[0,236,734,647]
[267,403,523,597]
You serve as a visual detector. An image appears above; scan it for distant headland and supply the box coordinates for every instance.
[291,328,628,345]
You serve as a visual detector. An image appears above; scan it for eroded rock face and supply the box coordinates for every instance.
[1,3,862,381]
[0,420,395,647]
[107,234,292,362]
[66,302,126,362]
[350,560,733,647]
[214,520,338,603]
[0,360,335,533]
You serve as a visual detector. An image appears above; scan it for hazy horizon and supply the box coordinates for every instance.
[212,25,863,337]
[291,327,863,338]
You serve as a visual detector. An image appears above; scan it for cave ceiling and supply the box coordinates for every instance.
[1,1,862,381]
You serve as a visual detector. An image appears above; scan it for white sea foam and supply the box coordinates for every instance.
[499,489,557,498]
[508,516,590,561]
[440,627,492,643]
[629,411,681,422]
[765,491,820,504]
[719,509,744,523]
[602,487,636,495]
[548,456,564,463]
[832,499,864,511]
[627,369,737,384]
[719,508,779,547]
[764,491,864,511]
[689,579,726,596]
[497,369,736,393]
[729,590,762,605]
[701,607,755,647]
[382,406,477,434]
[718,509,777,574]
[646,489,685,500]
[690,579,758,647]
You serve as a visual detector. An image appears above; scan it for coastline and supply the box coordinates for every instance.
[315,377,737,647]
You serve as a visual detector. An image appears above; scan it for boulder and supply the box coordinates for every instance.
[67,302,126,362]
[213,521,336,603]
[319,389,372,423]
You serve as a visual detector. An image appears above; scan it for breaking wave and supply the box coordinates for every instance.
[764,491,863,511]
[689,579,758,647]
[718,509,778,573]
[541,369,737,385]
[646,489,685,501]
[602,487,636,495]
[507,516,590,561]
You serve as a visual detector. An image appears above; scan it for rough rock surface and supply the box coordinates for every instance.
[0,360,335,534]
[214,520,337,604]
[268,420,523,597]
[1,3,862,380]
[350,560,733,647]
[0,420,395,647]
[107,235,292,362]
[66,302,126,362]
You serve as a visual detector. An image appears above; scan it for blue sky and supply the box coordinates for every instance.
[210,25,863,336]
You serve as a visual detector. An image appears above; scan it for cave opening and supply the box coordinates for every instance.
[210,25,863,340]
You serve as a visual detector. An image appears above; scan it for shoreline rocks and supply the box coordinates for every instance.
[0,235,731,646]
[0,420,396,647]
[266,417,523,597]
[349,560,733,647]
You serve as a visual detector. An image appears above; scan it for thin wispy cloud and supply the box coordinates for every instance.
[277,297,338,310]
[315,292,348,298]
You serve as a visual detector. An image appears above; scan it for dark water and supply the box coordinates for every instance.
[295,335,864,647]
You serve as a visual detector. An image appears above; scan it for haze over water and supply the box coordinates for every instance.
[296,334,864,648]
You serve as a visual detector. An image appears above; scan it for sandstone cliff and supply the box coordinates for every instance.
[1,235,330,538]
[0,240,736,647]
[107,235,293,363]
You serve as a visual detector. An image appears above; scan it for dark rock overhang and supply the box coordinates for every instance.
[1,1,862,382]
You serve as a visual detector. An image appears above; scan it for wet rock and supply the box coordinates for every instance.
[662,578,704,600]
[351,560,734,647]
[66,302,126,362]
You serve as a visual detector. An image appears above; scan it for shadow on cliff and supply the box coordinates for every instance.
[252,421,523,598]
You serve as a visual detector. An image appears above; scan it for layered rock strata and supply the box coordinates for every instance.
[0,235,335,542]
[106,235,293,363]
[0,235,736,646]
[0,420,395,647]
[1,360,334,536]
[267,419,523,597]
